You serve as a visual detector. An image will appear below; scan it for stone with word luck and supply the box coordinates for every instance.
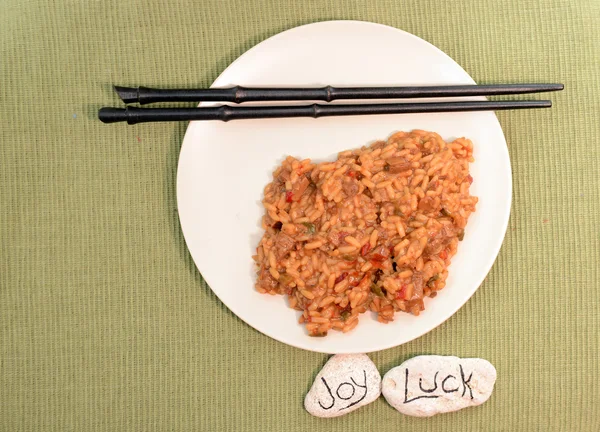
[304,354,381,417]
[382,355,496,417]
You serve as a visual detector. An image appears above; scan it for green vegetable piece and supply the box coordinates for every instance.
[302,222,316,234]
[371,285,385,297]
[427,274,440,288]
[394,206,405,218]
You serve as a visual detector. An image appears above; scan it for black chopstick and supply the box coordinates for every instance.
[114,83,563,105]
[99,100,552,124]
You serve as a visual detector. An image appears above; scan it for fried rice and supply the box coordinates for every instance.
[253,130,478,336]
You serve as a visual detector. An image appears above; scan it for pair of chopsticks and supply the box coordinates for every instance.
[98,84,563,124]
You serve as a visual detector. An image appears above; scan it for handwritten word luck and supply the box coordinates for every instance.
[403,365,473,404]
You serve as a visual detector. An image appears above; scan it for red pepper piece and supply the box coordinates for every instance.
[396,284,408,300]
[361,242,371,256]
[334,272,348,284]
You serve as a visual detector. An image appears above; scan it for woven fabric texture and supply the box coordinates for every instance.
[1,0,599,430]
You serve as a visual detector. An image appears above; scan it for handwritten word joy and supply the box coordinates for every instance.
[317,370,368,412]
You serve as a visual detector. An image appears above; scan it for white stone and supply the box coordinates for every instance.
[382,355,496,417]
[304,354,381,417]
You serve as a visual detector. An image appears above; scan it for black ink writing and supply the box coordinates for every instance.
[419,371,439,393]
[317,377,335,410]
[336,382,355,400]
[339,370,368,411]
[316,370,368,411]
[442,374,458,393]
[460,365,474,399]
[403,364,476,404]
[404,369,439,403]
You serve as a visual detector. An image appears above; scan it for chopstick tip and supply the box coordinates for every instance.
[99,107,128,124]
[114,85,138,104]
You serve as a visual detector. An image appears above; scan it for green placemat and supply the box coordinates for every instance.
[1,0,599,430]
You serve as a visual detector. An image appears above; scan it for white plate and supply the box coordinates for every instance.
[177,21,511,354]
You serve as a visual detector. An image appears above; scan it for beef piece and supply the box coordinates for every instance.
[418,196,437,213]
[258,268,278,291]
[412,272,424,299]
[274,232,295,259]
[342,180,359,197]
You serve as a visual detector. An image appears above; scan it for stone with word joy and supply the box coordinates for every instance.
[304,354,381,417]
[382,355,496,417]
